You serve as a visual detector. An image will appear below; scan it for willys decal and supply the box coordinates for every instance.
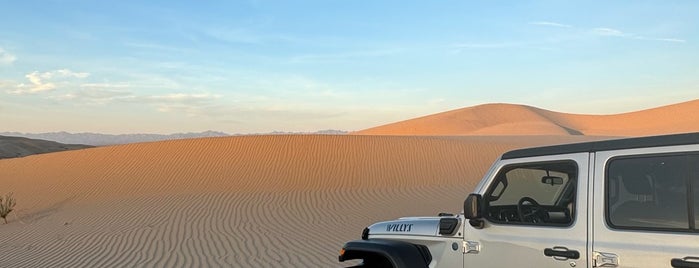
[386,223,413,232]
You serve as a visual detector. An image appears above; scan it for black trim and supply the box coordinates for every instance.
[502,132,699,160]
[438,218,459,235]
[672,257,699,268]
[544,247,580,259]
[339,239,432,268]
[690,155,699,230]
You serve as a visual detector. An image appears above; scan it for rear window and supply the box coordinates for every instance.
[606,153,699,232]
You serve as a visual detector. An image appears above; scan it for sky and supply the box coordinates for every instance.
[1,1,698,134]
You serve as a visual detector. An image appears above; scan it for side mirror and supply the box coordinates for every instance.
[464,194,483,219]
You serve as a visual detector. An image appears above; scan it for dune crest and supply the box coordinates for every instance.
[355,99,699,136]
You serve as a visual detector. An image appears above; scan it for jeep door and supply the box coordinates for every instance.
[464,153,589,268]
[592,146,699,268]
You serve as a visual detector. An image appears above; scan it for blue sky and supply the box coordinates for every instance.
[1,1,698,134]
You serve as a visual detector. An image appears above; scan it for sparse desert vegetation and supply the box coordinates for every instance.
[0,192,16,224]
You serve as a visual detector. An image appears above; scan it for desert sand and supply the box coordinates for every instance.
[1,100,698,267]
[356,99,699,136]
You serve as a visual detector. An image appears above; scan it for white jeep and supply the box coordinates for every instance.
[339,132,699,268]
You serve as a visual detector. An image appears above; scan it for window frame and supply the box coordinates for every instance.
[483,160,579,227]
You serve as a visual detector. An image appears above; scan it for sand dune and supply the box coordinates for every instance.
[532,99,699,136]
[1,100,697,267]
[0,135,596,267]
[356,99,699,136]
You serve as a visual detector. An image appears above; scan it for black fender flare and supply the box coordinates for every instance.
[339,239,432,268]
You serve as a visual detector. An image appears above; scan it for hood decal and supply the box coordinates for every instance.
[369,217,446,237]
[386,223,413,232]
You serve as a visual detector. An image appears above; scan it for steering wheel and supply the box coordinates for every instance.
[517,197,547,223]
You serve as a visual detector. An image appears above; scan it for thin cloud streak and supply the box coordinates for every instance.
[140,93,223,117]
[50,88,134,105]
[457,23,668,52]
[591,27,627,37]
[530,21,572,28]
[529,22,687,44]
[637,37,687,43]
[591,27,686,43]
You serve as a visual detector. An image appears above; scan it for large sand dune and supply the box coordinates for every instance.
[356,99,699,136]
[1,100,697,267]
[0,135,594,267]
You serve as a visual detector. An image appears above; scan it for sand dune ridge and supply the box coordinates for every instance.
[356,99,699,136]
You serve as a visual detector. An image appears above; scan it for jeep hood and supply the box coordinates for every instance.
[367,216,462,238]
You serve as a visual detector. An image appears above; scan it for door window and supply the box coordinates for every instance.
[484,161,577,226]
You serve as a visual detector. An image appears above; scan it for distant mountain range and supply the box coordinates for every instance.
[0,130,350,146]
[0,135,93,159]
[0,131,231,146]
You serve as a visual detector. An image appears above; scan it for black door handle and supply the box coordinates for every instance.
[544,247,580,260]
[672,257,699,268]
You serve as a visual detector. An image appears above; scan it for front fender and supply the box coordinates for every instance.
[339,239,432,268]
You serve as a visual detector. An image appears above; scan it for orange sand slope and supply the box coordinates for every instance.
[2,99,698,267]
[0,135,592,267]
[356,99,699,136]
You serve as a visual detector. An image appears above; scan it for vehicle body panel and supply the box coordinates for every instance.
[463,153,590,268]
[592,145,699,268]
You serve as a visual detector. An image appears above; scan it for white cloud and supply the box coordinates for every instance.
[527,22,686,44]
[530,21,572,28]
[2,69,229,119]
[637,37,687,43]
[7,69,90,95]
[45,69,90,79]
[592,27,628,37]
[592,27,686,43]
[8,72,57,94]
[0,48,16,65]
[654,38,686,43]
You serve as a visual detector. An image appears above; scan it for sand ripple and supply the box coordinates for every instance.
[0,135,595,267]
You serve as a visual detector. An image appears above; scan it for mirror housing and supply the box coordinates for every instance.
[464,194,483,219]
